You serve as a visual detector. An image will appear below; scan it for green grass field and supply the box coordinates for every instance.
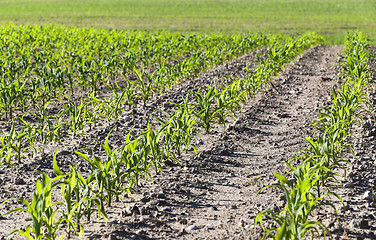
[0,0,375,44]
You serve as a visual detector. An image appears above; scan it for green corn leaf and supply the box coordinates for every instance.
[273,173,291,187]
[53,151,63,176]
[75,151,93,165]
[275,221,286,240]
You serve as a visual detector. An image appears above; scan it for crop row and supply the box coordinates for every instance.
[255,32,372,239]
[0,25,274,163]
[0,32,322,165]
[0,24,271,120]
[1,31,322,239]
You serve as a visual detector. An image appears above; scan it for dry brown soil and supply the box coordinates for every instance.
[0,45,375,240]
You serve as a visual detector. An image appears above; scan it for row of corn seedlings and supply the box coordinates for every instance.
[255,31,372,239]
[0,33,321,165]
[189,33,323,133]
[1,32,322,239]
[0,24,271,121]
[1,107,198,239]
[0,25,271,163]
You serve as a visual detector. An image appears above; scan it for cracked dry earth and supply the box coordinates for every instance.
[1,45,376,240]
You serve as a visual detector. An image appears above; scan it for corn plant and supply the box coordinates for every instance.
[121,78,137,109]
[55,164,84,238]
[134,68,155,106]
[0,122,28,164]
[193,86,224,133]
[101,85,127,121]
[156,105,197,160]
[87,92,104,129]
[140,122,165,176]
[0,81,23,119]
[75,149,108,212]
[118,133,144,191]
[255,162,341,240]
[214,87,242,130]
[18,116,38,157]
[1,173,65,240]
[101,131,129,205]
[63,98,91,135]
[52,152,105,238]
[75,130,127,210]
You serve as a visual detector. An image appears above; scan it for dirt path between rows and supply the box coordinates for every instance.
[77,45,344,240]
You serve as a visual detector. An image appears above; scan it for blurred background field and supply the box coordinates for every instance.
[0,0,375,44]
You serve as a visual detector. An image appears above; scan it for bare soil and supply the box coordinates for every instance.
[1,45,376,240]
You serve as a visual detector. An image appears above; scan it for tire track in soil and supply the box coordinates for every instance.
[86,45,343,240]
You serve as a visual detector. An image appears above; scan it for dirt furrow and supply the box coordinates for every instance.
[83,45,344,240]
[172,45,343,240]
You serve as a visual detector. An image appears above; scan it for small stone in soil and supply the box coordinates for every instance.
[238,219,245,227]
[57,150,70,156]
[135,229,146,235]
[179,218,188,225]
[230,204,237,209]
[156,200,168,206]
[363,190,375,201]
[131,206,141,215]
[186,225,198,230]
[157,192,166,198]
[206,223,215,229]
[14,178,25,185]
[350,219,369,229]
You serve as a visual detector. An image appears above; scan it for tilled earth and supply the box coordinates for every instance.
[0,45,376,240]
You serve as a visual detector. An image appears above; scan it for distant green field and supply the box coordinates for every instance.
[0,0,375,44]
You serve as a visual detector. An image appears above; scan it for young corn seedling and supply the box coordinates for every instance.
[134,67,155,106]
[1,172,65,240]
[122,78,137,109]
[119,133,143,191]
[18,116,38,157]
[52,152,106,238]
[53,160,84,238]
[102,130,129,205]
[214,87,241,130]
[0,83,19,120]
[156,105,197,160]
[193,86,224,133]
[87,92,104,129]
[255,162,341,239]
[141,122,165,176]
[75,149,108,212]
[101,85,127,121]
[63,98,91,135]
[75,130,126,210]
[29,107,67,148]
[0,121,28,164]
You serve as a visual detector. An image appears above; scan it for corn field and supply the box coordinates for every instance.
[0,25,373,239]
